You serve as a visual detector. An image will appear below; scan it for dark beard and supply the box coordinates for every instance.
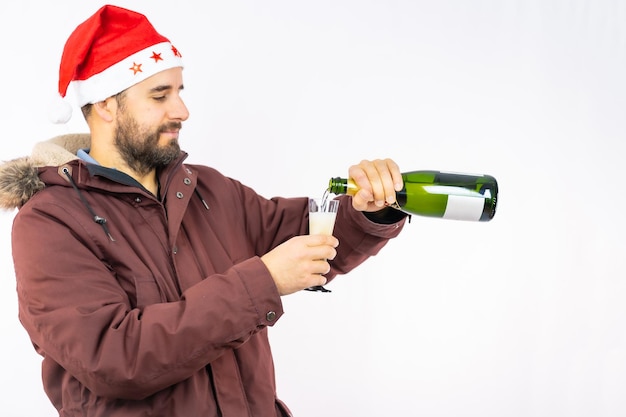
[114,117,182,177]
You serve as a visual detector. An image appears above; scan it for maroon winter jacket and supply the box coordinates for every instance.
[2,134,406,416]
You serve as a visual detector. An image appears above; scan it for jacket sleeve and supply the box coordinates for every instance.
[12,198,282,400]
[225,177,407,280]
[326,194,407,280]
[229,178,407,283]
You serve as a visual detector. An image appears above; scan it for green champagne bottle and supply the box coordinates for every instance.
[328,170,498,221]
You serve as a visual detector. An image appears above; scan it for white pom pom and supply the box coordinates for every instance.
[48,95,73,124]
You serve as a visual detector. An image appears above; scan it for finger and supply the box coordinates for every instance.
[381,158,403,192]
[372,159,399,205]
[305,234,339,248]
[347,160,369,184]
[310,245,337,261]
[310,274,328,287]
[390,164,403,192]
[364,160,386,207]
[311,259,332,276]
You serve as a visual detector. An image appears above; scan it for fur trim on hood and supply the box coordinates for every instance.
[0,134,90,210]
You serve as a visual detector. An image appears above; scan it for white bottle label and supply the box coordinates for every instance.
[443,195,485,221]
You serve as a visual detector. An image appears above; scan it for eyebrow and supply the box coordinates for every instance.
[149,84,185,93]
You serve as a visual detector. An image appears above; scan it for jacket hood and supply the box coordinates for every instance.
[0,134,90,210]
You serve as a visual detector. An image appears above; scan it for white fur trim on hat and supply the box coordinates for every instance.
[71,42,183,107]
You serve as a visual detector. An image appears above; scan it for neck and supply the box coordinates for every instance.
[132,171,159,196]
[89,145,160,196]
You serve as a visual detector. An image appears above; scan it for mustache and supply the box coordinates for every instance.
[158,122,183,133]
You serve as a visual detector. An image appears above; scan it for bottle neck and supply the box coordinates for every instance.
[329,177,359,196]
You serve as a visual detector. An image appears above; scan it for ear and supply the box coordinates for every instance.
[92,97,117,123]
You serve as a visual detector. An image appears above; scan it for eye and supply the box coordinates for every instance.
[153,96,167,102]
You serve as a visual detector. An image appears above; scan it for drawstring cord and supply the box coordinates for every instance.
[60,165,208,241]
[62,167,116,242]
[194,188,210,210]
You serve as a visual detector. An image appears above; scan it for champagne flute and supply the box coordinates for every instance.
[305,196,339,292]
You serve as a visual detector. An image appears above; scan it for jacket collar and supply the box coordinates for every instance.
[0,133,188,210]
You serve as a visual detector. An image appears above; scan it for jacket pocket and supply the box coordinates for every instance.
[133,276,165,308]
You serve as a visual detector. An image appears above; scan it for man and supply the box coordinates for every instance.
[0,5,407,416]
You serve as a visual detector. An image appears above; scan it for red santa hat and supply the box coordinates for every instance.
[49,4,184,123]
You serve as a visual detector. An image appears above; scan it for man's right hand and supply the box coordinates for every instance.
[260,235,339,296]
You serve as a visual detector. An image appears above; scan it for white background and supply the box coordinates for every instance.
[1,1,625,416]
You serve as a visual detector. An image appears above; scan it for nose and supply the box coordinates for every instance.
[169,94,190,121]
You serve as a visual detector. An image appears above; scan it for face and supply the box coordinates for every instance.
[113,67,189,176]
